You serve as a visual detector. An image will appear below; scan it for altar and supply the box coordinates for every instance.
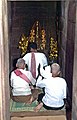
[18,21,58,64]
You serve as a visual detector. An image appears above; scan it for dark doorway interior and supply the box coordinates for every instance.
[9,1,59,71]
[8,1,72,120]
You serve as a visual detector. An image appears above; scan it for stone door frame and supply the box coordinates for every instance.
[0,0,10,120]
[0,0,77,120]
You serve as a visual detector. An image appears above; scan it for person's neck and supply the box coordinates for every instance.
[31,50,37,52]
[17,68,24,70]
[52,74,60,77]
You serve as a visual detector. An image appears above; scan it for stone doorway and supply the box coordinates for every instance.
[0,1,77,120]
[8,1,72,120]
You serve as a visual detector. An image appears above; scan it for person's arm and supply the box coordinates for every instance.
[41,65,52,78]
[10,72,14,96]
[37,64,52,79]
[36,76,46,88]
[42,54,48,67]
[10,72,13,88]
[23,53,29,65]
[63,80,67,99]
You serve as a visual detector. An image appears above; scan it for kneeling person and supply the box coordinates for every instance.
[34,63,67,112]
[10,58,39,104]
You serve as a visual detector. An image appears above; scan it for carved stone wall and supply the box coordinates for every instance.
[65,1,76,101]
[57,3,76,120]
[0,0,10,120]
[58,1,76,107]
[58,1,69,77]
[72,2,77,120]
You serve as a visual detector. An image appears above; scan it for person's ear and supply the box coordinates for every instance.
[58,71,61,75]
[16,63,18,68]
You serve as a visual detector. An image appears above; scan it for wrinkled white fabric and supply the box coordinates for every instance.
[36,76,67,108]
[10,69,36,96]
[23,52,48,78]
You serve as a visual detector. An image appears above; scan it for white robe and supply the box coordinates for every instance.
[10,69,36,96]
[23,52,48,78]
[36,76,67,108]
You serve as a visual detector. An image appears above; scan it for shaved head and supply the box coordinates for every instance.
[51,63,60,77]
[16,58,25,68]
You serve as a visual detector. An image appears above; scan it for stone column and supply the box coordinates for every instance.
[0,0,10,120]
[72,2,77,120]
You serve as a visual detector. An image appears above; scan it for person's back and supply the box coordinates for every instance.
[34,63,67,112]
[11,69,35,96]
[23,42,48,78]
[41,76,66,108]
[10,58,40,104]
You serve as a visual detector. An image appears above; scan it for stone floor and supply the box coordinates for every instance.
[11,115,66,120]
[10,108,72,120]
[10,98,72,120]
